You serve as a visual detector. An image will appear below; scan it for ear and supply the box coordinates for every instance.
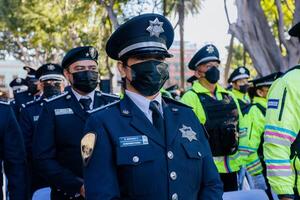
[117,61,127,78]
[256,88,264,97]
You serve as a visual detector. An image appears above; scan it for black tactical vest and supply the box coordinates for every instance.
[238,99,252,116]
[193,90,239,156]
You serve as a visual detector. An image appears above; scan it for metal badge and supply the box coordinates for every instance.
[239,67,246,74]
[16,78,22,83]
[206,45,215,54]
[180,124,198,142]
[146,18,164,38]
[81,132,97,166]
[89,47,97,59]
[47,64,55,71]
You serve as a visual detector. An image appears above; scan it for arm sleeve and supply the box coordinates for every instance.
[263,78,300,195]
[84,114,120,200]
[19,108,34,157]
[4,106,28,200]
[32,105,83,195]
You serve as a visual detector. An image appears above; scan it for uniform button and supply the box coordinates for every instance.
[64,192,67,195]
[172,193,178,200]
[167,151,174,159]
[132,156,139,163]
[198,151,202,157]
[170,171,177,180]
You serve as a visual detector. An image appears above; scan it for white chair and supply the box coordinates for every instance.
[32,187,51,200]
[223,189,269,200]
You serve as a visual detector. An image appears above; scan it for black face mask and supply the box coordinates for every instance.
[239,84,249,94]
[205,66,220,84]
[72,71,98,93]
[27,80,39,95]
[129,60,169,96]
[43,83,62,98]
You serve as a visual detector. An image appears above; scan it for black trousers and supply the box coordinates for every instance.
[219,172,238,192]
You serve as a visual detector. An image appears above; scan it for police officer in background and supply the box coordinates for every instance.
[9,77,28,95]
[0,100,27,199]
[82,13,222,200]
[11,66,41,119]
[32,46,119,200]
[181,44,245,192]
[227,66,251,115]
[19,63,65,196]
[263,22,300,200]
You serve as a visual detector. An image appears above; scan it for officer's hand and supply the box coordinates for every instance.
[80,185,85,198]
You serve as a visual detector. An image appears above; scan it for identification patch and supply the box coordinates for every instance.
[268,99,279,109]
[54,108,74,115]
[119,135,149,147]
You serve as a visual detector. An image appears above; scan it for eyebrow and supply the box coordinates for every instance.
[74,65,97,68]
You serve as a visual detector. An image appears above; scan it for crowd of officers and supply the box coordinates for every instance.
[1,13,300,200]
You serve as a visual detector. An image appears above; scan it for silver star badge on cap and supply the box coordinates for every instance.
[146,18,164,38]
[89,47,97,59]
[16,78,22,83]
[239,67,246,74]
[206,45,215,54]
[47,64,55,71]
[180,125,197,142]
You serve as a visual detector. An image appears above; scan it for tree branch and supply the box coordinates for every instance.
[275,0,289,52]
[224,0,231,25]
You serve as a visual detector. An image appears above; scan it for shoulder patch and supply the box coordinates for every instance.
[88,100,120,114]
[98,92,119,99]
[163,97,192,109]
[81,132,97,167]
[268,99,280,109]
[44,92,68,102]
[0,100,10,105]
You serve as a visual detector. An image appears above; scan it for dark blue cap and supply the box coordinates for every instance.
[23,66,36,79]
[106,13,174,60]
[228,66,250,83]
[36,63,64,81]
[62,46,98,69]
[188,44,220,70]
[289,22,300,38]
[250,72,283,87]
[9,78,27,88]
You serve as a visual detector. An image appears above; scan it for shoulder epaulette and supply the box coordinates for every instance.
[88,100,120,114]
[97,91,119,99]
[0,100,10,105]
[163,97,192,109]
[44,92,68,102]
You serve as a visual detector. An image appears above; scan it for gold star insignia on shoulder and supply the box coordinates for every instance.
[206,45,214,54]
[81,132,97,166]
[146,18,164,38]
[180,124,197,142]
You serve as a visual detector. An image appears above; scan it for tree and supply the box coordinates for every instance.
[163,0,202,89]
[227,0,300,76]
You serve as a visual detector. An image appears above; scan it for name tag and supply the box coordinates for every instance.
[33,116,39,121]
[119,135,149,147]
[268,99,279,109]
[54,108,74,116]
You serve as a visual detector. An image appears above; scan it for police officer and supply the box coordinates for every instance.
[263,22,300,200]
[11,66,41,119]
[0,100,27,199]
[181,44,245,191]
[9,77,28,95]
[32,46,119,200]
[228,66,251,115]
[19,63,65,196]
[239,72,281,199]
[82,13,223,200]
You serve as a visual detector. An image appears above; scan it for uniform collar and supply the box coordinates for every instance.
[232,89,250,103]
[253,96,267,108]
[125,90,163,120]
[71,88,95,109]
[192,80,227,94]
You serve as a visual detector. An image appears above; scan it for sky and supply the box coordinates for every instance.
[171,0,237,62]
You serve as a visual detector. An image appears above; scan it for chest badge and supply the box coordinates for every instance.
[180,125,197,142]
[81,132,97,167]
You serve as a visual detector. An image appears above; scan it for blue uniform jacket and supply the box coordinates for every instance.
[11,91,36,119]
[32,88,119,199]
[0,101,27,199]
[84,95,223,200]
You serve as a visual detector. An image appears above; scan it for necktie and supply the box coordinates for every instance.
[149,100,165,135]
[79,97,92,111]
